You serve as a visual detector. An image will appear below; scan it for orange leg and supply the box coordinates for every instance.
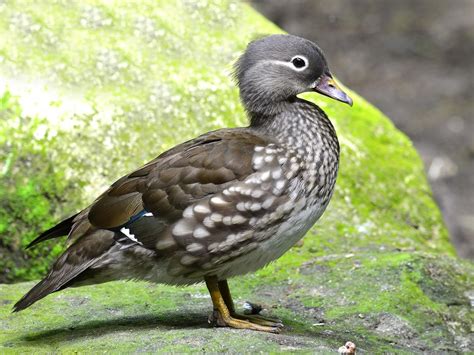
[205,276,282,332]
[217,279,236,313]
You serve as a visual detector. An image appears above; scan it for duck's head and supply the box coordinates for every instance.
[235,34,352,115]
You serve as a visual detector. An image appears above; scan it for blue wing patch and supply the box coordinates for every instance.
[122,210,154,228]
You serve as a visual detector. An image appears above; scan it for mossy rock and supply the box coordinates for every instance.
[0,0,472,352]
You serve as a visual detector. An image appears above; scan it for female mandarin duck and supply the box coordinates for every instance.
[15,34,352,333]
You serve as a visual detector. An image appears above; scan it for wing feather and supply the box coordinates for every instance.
[28,128,272,251]
[85,128,270,235]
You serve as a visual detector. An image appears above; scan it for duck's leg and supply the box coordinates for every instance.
[205,276,281,332]
[218,279,283,328]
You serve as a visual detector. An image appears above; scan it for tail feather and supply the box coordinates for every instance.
[26,214,78,249]
[14,229,115,312]
[13,258,99,312]
[13,278,51,312]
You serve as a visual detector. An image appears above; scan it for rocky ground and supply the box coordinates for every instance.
[253,0,474,259]
[1,251,472,353]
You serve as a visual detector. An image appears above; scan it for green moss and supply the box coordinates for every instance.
[0,92,76,282]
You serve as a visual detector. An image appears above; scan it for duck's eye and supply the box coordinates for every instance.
[291,56,307,69]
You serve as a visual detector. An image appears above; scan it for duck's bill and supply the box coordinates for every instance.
[313,74,353,106]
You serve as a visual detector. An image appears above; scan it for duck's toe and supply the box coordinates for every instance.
[208,309,282,333]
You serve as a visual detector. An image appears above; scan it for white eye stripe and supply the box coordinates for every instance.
[262,55,309,72]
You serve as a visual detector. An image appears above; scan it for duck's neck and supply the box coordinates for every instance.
[247,97,296,127]
[240,78,297,119]
[248,98,339,153]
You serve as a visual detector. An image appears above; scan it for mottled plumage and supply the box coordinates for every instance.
[15,34,352,332]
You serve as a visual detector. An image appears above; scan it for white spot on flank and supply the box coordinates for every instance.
[180,254,199,266]
[211,196,227,205]
[193,226,210,239]
[240,187,252,196]
[264,155,274,163]
[246,176,260,184]
[251,189,264,198]
[194,204,210,214]
[208,242,219,252]
[236,231,252,242]
[231,215,247,224]
[227,234,237,243]
[186,243,204,253]
[183,206,194,218]
[173,220,193,237]
[276,180,285,190]
[143,212,153,217]
[253,156,263,167]
[203,217,215,228]
[250,203,261,211]
[210,213,223,222]
[260,170,271,182]
[272,169,282,179]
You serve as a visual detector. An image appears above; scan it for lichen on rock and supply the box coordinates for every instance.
[0,0,472,352]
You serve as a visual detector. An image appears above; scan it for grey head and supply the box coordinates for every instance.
[235,34,352,116]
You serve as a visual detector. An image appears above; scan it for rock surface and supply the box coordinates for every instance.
[0,0,472,352]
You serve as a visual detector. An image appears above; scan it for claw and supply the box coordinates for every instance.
[232,312,283,328]
[205,276,284,333]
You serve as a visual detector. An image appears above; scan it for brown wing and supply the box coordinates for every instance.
[81,128,270,242]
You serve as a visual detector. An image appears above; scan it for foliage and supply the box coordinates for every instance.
[0,92,74,282]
